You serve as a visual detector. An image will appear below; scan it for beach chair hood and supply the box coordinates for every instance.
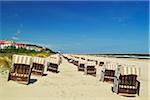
[13,54,32,66]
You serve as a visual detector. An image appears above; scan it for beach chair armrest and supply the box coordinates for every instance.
[136,80,140,95]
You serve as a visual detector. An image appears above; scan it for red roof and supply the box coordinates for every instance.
[0,40,13,44]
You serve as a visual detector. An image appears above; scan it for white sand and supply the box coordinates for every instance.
[0,56,149,100]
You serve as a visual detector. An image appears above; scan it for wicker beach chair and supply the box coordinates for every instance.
[32,57,46,76]
[81,57,85,60]
[84,61,96,76]
[78,59,86,71]
[112,65,140,96]
[8,54,33,85]
[72,57,79,66]
[47,56,60,73]
[63,54,71,62]
[54,54,62,64]
[87,58,98,66]
[100,62,117,82]
[99,61,104,66]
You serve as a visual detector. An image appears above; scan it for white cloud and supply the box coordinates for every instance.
[12,36,19,40]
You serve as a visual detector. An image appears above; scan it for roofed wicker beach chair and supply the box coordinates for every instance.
[112,65,140,96]
[47,56,60,73]
[100,62,117,82]
[99,61,104,66]
[8,54,33,85]
[84,61,96,76]
[87,58,98,65]
[62,54,70,62]
[32,57,46,76]
[72,57,79,66]
[78,59,86,71]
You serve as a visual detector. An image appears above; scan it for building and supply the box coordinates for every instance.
[0,40,46,52]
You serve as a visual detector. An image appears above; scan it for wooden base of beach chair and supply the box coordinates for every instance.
[32,71,44,76]
[32,63,44,76]
[86,71,96,76]
[8,72,30,85]
[118,87,137,94]
[47,63,58,73]
[104,77,114,83]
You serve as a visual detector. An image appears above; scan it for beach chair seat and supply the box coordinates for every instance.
[112,65,140,96]
[86,66,96,74]
[47,63,58,73]
[8,54,32,85]
[32,57,45,76]
[84,61,96,76]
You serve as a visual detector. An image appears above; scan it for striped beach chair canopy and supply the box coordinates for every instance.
[13,54,32,65]
[33,57,45,65]
[48,57,60,65]
[87,61,96,66]
[72,57,79,61]
[79,59,87,64]
[120,65,140,76]
[64,54,70,58]
[105,62,118,70]
[68,56,73,60]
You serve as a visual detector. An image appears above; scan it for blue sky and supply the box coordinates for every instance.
[0,1,149,53]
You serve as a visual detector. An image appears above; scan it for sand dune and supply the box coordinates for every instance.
[0,56,149,100]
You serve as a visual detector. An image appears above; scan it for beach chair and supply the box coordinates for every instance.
[84,61,96,76]
[63,54,71,62]
[99,61,104,66]
[100,62,117,82]
[32,57,46,76]
[8,54,33,85]
[72,58,79,66]
[81,57,85,60]
[47,56,60,73]
[112,65,140,96]
[78,59,86,71]
[87,58,98,65]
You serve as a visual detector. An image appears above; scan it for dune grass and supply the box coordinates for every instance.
[0,52,54,70]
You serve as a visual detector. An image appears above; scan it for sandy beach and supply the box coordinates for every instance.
[0,55,149,100]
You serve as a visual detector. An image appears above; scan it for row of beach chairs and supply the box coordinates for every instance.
[8,54,61,85]
[63,55,97,76]
[63,54,140,96]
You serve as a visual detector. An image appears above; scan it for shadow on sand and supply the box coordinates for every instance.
[29,79,37,84]
[120,94,136,97]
